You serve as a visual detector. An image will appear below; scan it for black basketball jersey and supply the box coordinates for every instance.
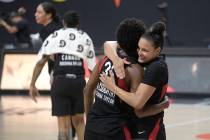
[86,55,136,135]
[137,57,168,124]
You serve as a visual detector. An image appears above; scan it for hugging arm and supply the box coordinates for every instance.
[84,62,100,118]
[126,65,169,117]
[104,41,127,79]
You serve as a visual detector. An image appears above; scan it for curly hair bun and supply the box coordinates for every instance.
[150,22,166,35]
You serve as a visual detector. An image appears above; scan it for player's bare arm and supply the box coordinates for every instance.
[29,55,50,102]
[84,62,100,118]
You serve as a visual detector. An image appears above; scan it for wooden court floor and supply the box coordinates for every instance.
[0,95,210,140]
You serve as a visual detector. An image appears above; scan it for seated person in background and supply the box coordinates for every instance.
[0,10,32,50]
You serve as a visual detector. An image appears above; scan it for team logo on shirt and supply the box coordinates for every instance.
[69,33,76,40]
[87,50,94,58]
[59,40,66,47]
[52,32,58,38]
[137,130,146,135]
[86,39,91,46]
[77,44,84,52]
[43,40,49,47]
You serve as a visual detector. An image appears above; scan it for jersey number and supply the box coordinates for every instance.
[104,61,114,75]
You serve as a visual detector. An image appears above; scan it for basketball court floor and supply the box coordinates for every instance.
[0,95,210,140]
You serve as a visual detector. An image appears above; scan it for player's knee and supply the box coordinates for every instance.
[72,114,84,127]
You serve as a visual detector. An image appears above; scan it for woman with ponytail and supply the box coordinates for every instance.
[101,22,169,140]
[35,2,61,75]
[35,2,61,41]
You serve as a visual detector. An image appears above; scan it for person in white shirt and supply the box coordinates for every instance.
[29,10,96,140]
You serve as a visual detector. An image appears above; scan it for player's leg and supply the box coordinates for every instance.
[58,116,69,140]
[72,114,85,140]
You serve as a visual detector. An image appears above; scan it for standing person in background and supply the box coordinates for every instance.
[35,2,77,139]
[29,11,96,140]
[0,10,31,50]
[100,22,168,140]
[35,1,61,75]
[35,2,61,42]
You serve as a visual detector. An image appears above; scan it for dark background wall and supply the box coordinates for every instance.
[0,0,210,48]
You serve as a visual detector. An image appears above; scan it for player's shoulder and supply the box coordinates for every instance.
[148,57,167,71]
[129,63,142,71]
[126,63,142,76]
[78,30,90,39]
[125,63,142,82]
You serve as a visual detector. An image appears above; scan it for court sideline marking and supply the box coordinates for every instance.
[166,117,210,128]
[166,101,210,129]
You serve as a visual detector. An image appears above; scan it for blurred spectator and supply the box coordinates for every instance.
[0,8,32,50]
[17,6,27,16]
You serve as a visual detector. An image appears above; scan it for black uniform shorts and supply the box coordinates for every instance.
[84,126,132,140]
[51,75,86,116]
[129,119,166,140]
